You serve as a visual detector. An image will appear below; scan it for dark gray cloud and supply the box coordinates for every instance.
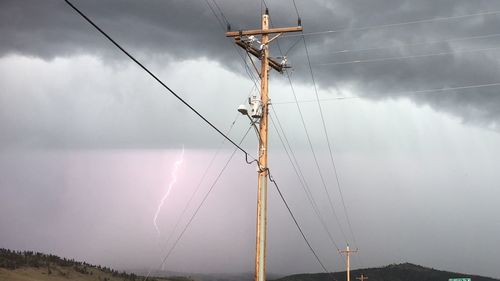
[2,1,500,278]
[2,0,500,130]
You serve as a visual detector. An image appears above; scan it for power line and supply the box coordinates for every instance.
[305,39,360,248]
[204,0,261,89]
[212,0,230,28]
[205,0,264,144]
[282,68,350,243]
[262,3,348,269]
[156,111,243,266]
[268,170,332,274]
[145,125,254,281]
[313,45,500,66]
[65,0,258,166]
[300,32,500,57]
[284,37,303,55]
[269,108,342,252]
[264,1,352,248]
[284,9,500,38]
[262,0,269,10]
[291,0,300,18]
[272,82,500,104]
[293,4,359,248]
[206,0,225,28]
[273,96,359,104]
[291,1,364,267]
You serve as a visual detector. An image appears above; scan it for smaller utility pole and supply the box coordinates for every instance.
[356,274,368,281]
[340,245,358,281]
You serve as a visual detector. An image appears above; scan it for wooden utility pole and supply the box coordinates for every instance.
[225,9,302,281]
[340,245,358,281]
[356,274,368,281]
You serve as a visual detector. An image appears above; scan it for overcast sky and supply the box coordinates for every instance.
[1,0,500,279]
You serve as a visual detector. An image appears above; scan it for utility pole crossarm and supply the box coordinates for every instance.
[340,246,358,281]
[356,275,368,281]
[226,19,302,73]
[225,26,303,37]
[339,247,359,254]
[234,40,284,73]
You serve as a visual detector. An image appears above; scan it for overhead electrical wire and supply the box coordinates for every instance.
[291,0,359,249]
[207,0,268,150]
[313,45,500,66]
[304,31,500,57]
[268,170,332,273]
[270,109,342,252]
[212,0,231,28]
[205,0,260,89]
[156,109,245,268]
[280,68,350,243]
[273,82,500,104]
[273,96,359,105]
[263,2,351,248]
[145,125,254,281]
[64,0,259,168]
[146,114,239,277]
[270,108,349,270]
[205,0,265,145]
[284,37,303,55]
[256,0,347,272]
[290,3,368,270]
[283,9,500,38]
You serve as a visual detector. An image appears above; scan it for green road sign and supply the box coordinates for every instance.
[449,278,471,281]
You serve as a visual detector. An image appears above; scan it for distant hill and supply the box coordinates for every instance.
[2,249,498,281]
[0,248,190,281]
[273,263,499,281]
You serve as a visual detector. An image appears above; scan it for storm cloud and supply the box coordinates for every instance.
[2,1,500,279]
[2,0,500,132]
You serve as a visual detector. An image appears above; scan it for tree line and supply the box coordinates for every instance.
[0,248,154,281]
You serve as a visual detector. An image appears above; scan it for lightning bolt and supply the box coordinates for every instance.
[153,146,185,237]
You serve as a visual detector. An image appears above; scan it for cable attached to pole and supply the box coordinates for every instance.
[268,171,335,275]
[64,0,257,165]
